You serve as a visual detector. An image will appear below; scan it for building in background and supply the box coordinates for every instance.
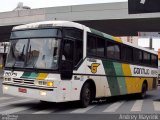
[158,49,160,60]
[0,42,9,69]
[158,49,160,85]
[116,36,138,45]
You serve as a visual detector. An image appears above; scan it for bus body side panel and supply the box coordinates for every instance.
[72,58,111,99]
[130,64,158,91]
[85,59,111,98]
[122,64,142,94]
[102,61,158,97]
[123,64,157,94]
[72,57,158,100]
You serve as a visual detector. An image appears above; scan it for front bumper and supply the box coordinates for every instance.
[2,83,58,102]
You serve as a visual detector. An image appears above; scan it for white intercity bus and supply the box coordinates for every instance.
[3,21,158,107]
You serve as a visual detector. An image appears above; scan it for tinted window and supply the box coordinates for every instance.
[106,41,120,59]
[11,29,62,39]
[74,40,83,66]
[64,29,83,40]
[63,40,74,61]
[87,35,96,56]
[139,50,143,63]
[143,52,150,65]
[97,37,105,57]
[151,54,158,66]
[126,47,133,61]
[122,46,133,62]
[133,49,139,63]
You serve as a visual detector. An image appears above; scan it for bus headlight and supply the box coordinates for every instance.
[34,80,54,87]
[47,81,54,87]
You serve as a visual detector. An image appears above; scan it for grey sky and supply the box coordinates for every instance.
[0,0,127,12]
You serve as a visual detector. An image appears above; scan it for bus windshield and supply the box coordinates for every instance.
[6,29,61,70]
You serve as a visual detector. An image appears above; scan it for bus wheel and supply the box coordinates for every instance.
[140,83,147,99]
[80,83,91,108]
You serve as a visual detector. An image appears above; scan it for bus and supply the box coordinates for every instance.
[2,21,158,107]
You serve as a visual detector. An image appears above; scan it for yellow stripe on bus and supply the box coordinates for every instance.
[122,64,131,76]
[112,37,123,43]
[121,64,154,94]
[122,64,139,94]
[36,73,48,80]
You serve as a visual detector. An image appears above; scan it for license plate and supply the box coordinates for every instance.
[18,88,27,93]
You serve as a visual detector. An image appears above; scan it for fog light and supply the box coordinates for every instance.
[40,91,47,96]
[4,85,9,90]
[47,81,54,87]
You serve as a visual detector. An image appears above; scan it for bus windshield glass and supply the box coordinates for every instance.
[6,28,61,70]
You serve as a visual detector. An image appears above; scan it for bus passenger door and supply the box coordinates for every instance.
[71,39,83,100]
[59,39,74,101]
[60,39,74,80]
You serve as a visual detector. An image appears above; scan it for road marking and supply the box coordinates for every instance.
[0,98,34,108]
[103,101,124,112]
[153,101,160,111]
[0,106,32,114]
[71,105,95,113]
[131,100,143,112]
[33,109,55,114]
[0,97,13,101]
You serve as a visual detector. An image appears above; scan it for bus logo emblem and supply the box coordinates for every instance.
[88,63,100,73]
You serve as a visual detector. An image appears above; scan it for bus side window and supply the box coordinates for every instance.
[87,35,96,56]
[151,54,158,66]
[106,41,120,60]
[143,52,150,65]
[74,40,83,67]
[62,40,74,61]
[97,37,105,57]
[121,46,132,62]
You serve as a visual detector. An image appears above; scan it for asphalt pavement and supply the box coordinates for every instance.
[0,75,160,120]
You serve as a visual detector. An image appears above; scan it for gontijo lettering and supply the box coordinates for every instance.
[134,67,149,75]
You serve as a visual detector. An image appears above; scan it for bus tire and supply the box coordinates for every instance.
[80,83,91,108]
[139,82,147,99]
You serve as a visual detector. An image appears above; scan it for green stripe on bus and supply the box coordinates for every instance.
[102,33,113,40]
[90,28,115,41]
[28,72,38,79]
[102,61,120,96]
[113,62,127,95]
[20,72,31,78]
[90,28,104,37]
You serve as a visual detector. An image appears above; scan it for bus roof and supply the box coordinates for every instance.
[13,21,85,30]
[13,20,157,55]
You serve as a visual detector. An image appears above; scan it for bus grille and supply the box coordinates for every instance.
[13,79,34,85]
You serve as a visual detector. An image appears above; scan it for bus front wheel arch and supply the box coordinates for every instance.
[79,80,96,108]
